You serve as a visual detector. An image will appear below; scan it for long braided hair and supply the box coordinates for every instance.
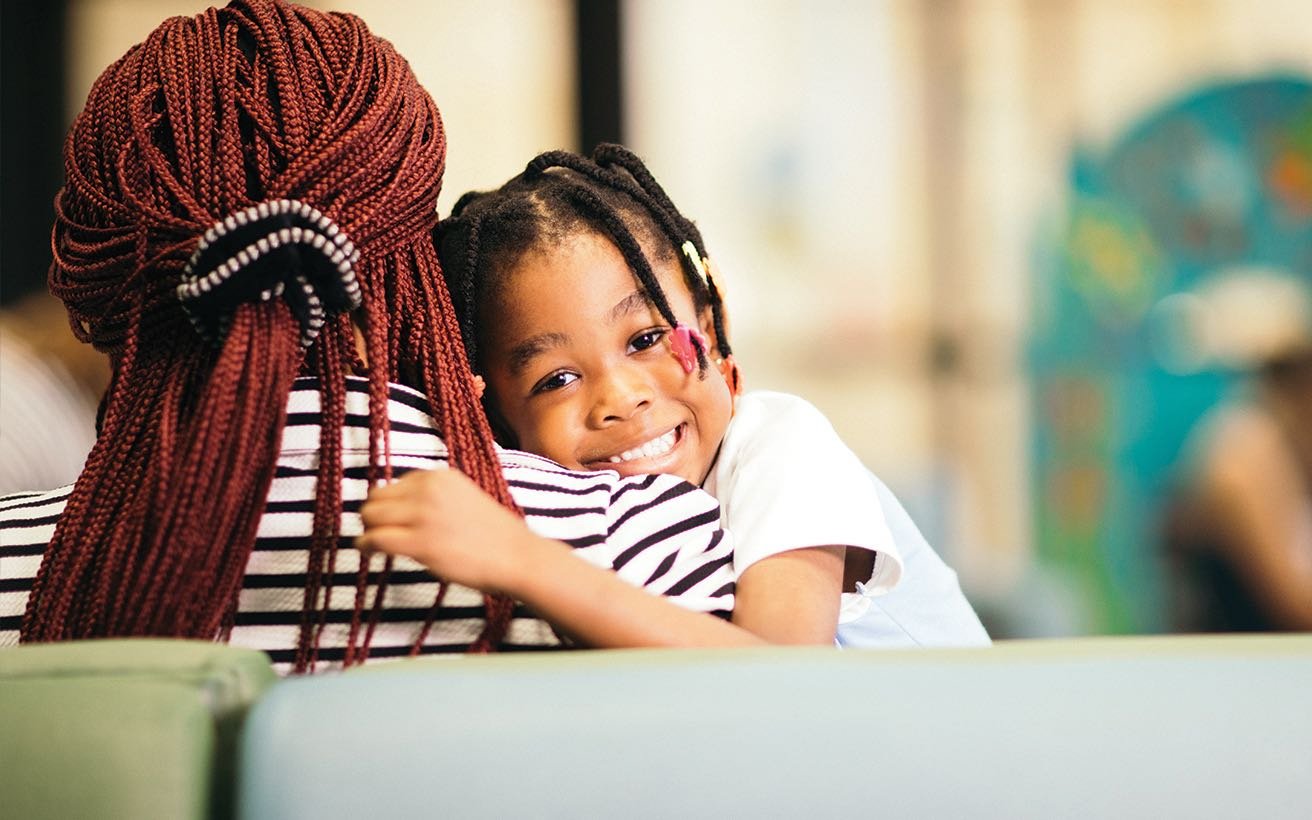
[21,0,516,667]
[437,144,733,400]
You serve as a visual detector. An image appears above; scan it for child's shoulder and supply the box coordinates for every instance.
[719,390,854,476]
[731,390,837,438]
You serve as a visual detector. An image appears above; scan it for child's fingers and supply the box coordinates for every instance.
[354,526,417,559]
[362,479,412,502]
[358,496,417,529]
[363,468,449,502]
[353,533,377,556]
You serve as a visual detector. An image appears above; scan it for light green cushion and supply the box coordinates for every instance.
[0,639,276,820]
[239,635,1312,819]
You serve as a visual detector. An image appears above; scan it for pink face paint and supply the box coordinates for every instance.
[670,324,708,374]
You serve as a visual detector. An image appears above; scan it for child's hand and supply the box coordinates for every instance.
[355,468,533,595]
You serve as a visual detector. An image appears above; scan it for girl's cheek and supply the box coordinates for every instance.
[530,406,573,452]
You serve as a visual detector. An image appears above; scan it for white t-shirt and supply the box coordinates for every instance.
[701,391,902,623]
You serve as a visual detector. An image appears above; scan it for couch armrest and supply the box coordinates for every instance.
[0,639,276,820]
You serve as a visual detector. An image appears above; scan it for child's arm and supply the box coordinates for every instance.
[731,546,845,644]
[357,468,768,648]
[710,392,902,644]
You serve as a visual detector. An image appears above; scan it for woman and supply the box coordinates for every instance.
[0,0,760,673]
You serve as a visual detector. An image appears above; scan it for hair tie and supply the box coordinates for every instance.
[177,199,362,347]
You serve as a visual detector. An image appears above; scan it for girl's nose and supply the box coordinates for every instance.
[589,365,653,426]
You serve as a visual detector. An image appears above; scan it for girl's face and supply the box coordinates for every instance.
[482,231,734,486]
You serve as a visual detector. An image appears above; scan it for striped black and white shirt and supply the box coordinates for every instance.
[0,377,735,672]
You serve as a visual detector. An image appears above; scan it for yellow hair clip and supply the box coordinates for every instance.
[681,240,709,284]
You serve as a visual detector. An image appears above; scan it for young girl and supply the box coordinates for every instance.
[406,144,903,644]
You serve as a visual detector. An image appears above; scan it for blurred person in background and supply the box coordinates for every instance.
[1165,272,1312,632]
[0,292,108,494]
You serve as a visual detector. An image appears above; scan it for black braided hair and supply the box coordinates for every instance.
[437,144,732,381]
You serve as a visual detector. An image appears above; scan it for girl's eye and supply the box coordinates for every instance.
[531,370,578,394]
[628,327,668,354]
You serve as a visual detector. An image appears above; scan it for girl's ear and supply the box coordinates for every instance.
[717,354,743,397]
[697,306,742,395]
[480,390,521,449]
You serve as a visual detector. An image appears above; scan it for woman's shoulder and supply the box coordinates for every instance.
[0,484,71,523]
[1,486,69,566]
[0,486,68,635]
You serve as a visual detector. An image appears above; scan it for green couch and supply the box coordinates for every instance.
[4,635,1311,819]
[0,639,276,820]
[238,635,1312,819]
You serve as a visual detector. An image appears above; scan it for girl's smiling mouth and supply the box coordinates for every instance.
[585,423,686,471]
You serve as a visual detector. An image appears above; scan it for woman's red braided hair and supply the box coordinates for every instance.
[20,0,517,664]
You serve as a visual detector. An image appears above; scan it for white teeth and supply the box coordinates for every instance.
[607,428,678,463]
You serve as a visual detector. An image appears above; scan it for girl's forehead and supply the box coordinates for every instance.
[495,231,692,322]
[535,222,670,262]
[522,229,683,292]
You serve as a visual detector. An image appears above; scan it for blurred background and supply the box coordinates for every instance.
[3,0,1311,639]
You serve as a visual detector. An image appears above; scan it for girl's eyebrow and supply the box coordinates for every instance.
[508,331,569,375]
[508,291,653,374]
[609,289,654,323]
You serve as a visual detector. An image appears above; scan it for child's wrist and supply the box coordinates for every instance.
[500,531,570,603]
